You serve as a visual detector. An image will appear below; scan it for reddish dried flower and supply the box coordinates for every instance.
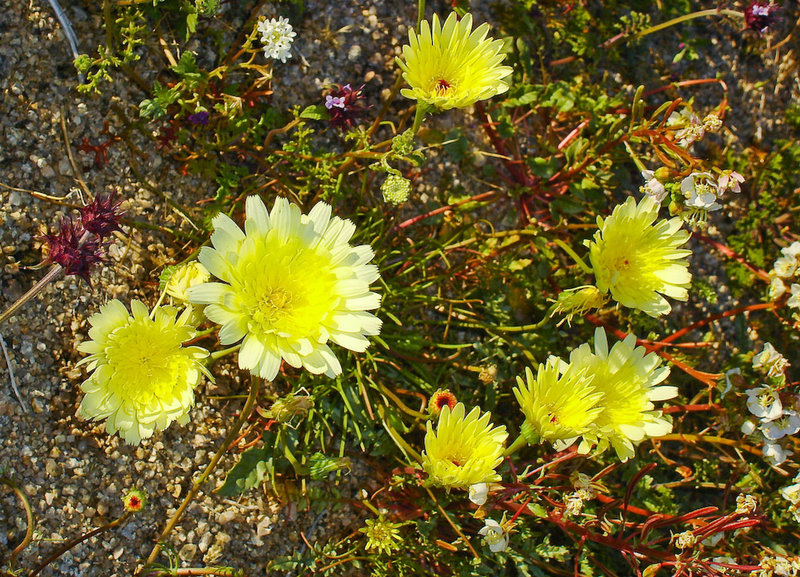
[745,1,780,33]
[80,192,124,239]
[42,219,103,282]
[429,388,457,416]
[324,84,367,131]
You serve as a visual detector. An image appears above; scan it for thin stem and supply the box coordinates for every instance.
[0,265,64,326]
[504,435,528,457]
[636,9,744,39]
[416,0,425,29]
[0,475,34,565]
[209,344,241,361]
[410,103,429,137]
[552,239,593,275]
[29,512,132,577]
[142,377,262,569]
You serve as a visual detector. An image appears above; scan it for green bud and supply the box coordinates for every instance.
[381,174,411,205]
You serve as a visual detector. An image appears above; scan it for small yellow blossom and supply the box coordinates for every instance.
[122,489,147,513]
[587,196,692,317]
[396,12,512,110]
[360,514,404,555]
[77,300,211,444]
[165,261,210,304]
[421,402,507,490]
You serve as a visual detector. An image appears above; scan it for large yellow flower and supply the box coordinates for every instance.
[587,196,692,317]
[188,196,382,381]
[396,12,512,111]
[513,357,602,449]
[421,403,507,489]
[77,300,210,444]
[566,328,677,461]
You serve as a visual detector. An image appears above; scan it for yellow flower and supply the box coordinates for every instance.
[188,196,382,381]
[396,12,512,111]
[165,261,210,303]
[513,357,603,449]
[359,514,404,555]
[567,328,677,461]
[77,300,210,444]
[421,402,508,489]
[587,196,691,317]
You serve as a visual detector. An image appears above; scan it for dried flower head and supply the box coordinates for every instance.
[42,218,104,282]
[421,402,507,489]
[122,489,147,513]
[429,388,457,416]
[257,16,296,63]
[745,1,780,33]
[324,84,367,131]
[188,196,382,381]
[396,12,512,110]
[587,196,692,317]
[79,191,124,238]
[77,300,211,444]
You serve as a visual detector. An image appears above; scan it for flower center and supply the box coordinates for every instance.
[254,287,294,326]
[434,78,454,96]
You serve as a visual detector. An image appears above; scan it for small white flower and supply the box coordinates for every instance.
[673,530,696,549]
[780,482,800,505]
[325,95,346,109]
[722,368,742,398]
[770,276,788,300]
[746,385,783,421]
[564,492,584,516]
[640,170,668,202]
[257,17,296,63]
[681,173,721,211]
[741,419,757,435]
[763,442,793,466]
[668,109,705,148]
[716,171,744,195]
[788,284,800,310]
[774,256,798,279]
[478,518,510,552]
[782,242,800,259]
[736,494,758,515]
[762,411,800,440]
[752,342,789,378]
[468,483,489,506]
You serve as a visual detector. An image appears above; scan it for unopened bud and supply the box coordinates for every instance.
[381,174,411,205]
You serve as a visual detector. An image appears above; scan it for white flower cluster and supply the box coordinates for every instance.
[780,475,800,524]
[668,108,706,148]
[564,472,596,516]
[257,16,296,63]
[741,343,799,466]
[769,241,800,305]
[757,555,800,577]
[680,170,743,212]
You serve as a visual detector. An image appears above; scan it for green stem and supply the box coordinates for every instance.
[504,435,528,458]
[410,103,430,136]
[416,0,425,29]
[29,512,132,577]
[209,344,241,361]
[142,378,262,570]
[635,9,743,39]
[553,238,593,275]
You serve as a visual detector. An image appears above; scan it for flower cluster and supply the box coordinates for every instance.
[563,472,597,516]
[77,300,211,444]
[514,328,676,461]
[188,196,382,381]
[745,1,780,33]
[257,16,295,63]
[667,106,706,148]
[740,343,799,466]
[769,241,800,306]
[42,192,124,282]
[396,12,512,111]
[757,555,800,577]
[420,402,507,489]
[587,196,692,317]
[324,84,367,131]
[780,474,800,524]
[678,171,743,222]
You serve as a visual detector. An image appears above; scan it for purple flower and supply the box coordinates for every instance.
[188,111,210,125]
[42,219,104,282]
[79,191,124,239]
[324,84,367,131]
[745,1,780,33]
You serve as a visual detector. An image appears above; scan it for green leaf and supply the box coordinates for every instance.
[299,105,329,121]
[217,446,273,496]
